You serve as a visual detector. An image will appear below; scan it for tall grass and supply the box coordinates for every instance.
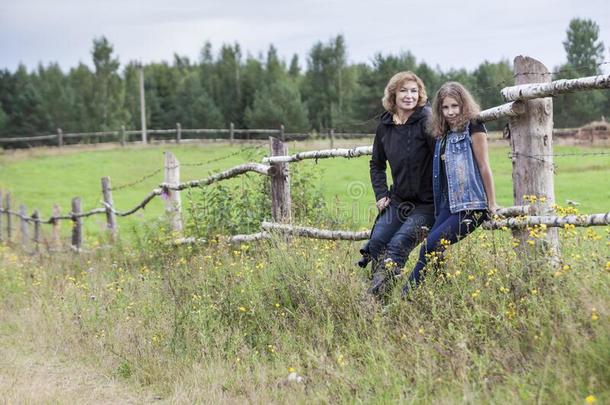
[1,223,608,403]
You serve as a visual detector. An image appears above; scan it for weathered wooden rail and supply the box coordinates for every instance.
[1,55,609,254]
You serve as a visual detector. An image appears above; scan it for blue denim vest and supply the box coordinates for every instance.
[432,122,488,217]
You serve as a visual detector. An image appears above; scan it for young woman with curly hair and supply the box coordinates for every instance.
[402,81,498,296]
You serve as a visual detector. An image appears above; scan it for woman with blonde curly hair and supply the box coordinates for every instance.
[365,71,436,298]
[402,81,497,296]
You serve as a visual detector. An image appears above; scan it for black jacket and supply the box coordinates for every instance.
[369,105,435,205]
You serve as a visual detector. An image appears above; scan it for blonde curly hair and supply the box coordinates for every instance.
[381,71,428,114]
[428,82,480,138]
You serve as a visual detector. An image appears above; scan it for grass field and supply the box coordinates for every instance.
[0,140,608,403]
[0,139,609,242]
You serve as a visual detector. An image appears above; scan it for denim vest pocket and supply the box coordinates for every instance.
[449,132,469,152]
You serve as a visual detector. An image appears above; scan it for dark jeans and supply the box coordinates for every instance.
[407,193,488,285]
[368,202,435,270]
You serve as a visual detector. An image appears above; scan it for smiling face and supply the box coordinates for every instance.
[395,80,419,114]
[441,96,461,126]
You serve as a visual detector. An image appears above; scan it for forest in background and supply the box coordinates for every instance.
[0,18,607,138]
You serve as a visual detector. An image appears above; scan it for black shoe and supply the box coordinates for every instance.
[368,269,388,296]
[368,259,401,298]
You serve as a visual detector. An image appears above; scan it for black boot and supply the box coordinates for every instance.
[368,258,401,298]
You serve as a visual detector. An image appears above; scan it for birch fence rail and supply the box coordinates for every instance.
[1,56,609,254]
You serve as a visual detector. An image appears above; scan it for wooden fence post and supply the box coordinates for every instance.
[57,128,63,148]
[176,122,182,144]
[280,124,285,142]
[508,56,558,257]
[329,128,335,149]
[140,66,147,144]
[229,122,235,146]
[71,197,82,251]
[164,152,183,234]
[269,137,291,223]
[120,125,126,147]
[51,204,61,250]
[5,193,11,242]
[101,177,117,241]
[19,204,28,249]
[32,210,40,253]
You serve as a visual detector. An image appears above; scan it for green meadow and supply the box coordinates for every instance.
[0,140,608,241]
[0,140,608,403]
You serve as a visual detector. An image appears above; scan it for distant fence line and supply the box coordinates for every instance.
[0,59,609,255]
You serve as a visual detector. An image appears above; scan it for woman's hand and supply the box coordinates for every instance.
[488,204,499,217]
[376,197,391,211]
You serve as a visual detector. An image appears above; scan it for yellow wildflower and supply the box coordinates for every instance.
[585,395,596,404]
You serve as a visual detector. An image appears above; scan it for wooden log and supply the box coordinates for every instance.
[0,134,57,143]
[263,145,373,164]
[269,137,291,223]
[262,221,370,240]
[496,205,536,217]
[62,130,118,139]
[233,129,281,134]
[180,128,231,134]
[57,128,63,147]
[5,193,11,242]
[51,204,61,249]
[101,176,117,241]
[501,73,610,102]
[71,197,82,251]
[482,213,610,230]
[476,101,526,122]
[32,210,40,253]
[229,122,235,145]
[19,204,29,248]
[102,189,162,217]
[176,122,182,144]
[161,163,271,191]
[172,231,270,246]
[229,232,269,243]
[508,56,558,256]
[164,152,183,233]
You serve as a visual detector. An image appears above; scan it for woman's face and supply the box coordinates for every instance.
[441,96,461,125]
[395,80,419,113]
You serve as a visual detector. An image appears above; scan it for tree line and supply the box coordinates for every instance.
[0,18,607,140]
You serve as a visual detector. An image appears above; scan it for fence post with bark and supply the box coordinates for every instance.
[507,56,559,257]
[269,137,291,223]
[101,176,118,242]
[71,197,82,251]
[164,152,183,234]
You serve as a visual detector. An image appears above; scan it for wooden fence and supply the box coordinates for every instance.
[1,56,609,255]
[0,124,383,150]
[0,125,285,148]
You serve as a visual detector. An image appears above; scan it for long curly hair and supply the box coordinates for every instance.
[428,82,480,138]
[381,71,428,114]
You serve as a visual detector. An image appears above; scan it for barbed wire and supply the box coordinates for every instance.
[509,151,610,158]
[507,149,610,173]
[109,168,163,191]
[109,144,267,192]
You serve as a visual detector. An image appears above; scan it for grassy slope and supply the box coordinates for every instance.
[0,141,608,402]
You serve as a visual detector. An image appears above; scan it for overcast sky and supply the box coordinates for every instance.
[1,0,609,73]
